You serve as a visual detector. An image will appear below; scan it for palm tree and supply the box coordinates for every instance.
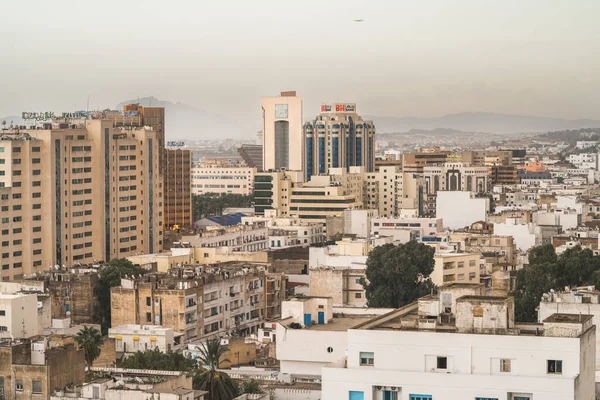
[192,338,238,400]
[74,326,103,368]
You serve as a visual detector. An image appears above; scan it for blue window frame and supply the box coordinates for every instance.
[513,397,530,400]
[349,391,364,400]
[410,396,432,400]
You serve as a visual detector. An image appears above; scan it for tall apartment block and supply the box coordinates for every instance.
[303,104,376,180]
[122,104,166,174]
[261,91,303,171]
[0,119,163,281]
[164,148,192,228]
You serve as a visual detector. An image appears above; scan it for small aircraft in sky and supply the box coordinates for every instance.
[354,19,364,22]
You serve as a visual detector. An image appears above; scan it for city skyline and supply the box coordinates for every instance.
[2,0,600,131]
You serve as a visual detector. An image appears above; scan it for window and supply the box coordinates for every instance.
[355,292,362,298]
[349,392,364,400]
[437,356,447,369]
[359,351,374,366]
[409,396,432,400]
[382,391,398,400]
[146,297,151,306]
[0,310,4,315]
[16,381,23,391]
[500,359,511,372]
[32,381,43,394]
[547,360,562,374]
[146,312,152,322]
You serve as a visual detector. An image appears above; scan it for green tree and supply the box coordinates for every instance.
[192,193,254,222]
[93,259,147,334]
[241,379,263,394]
[192,339,238,400]
[74,326,103,368]
[121,348,195,371]
[361,241,436,308]
[511,244,600,322]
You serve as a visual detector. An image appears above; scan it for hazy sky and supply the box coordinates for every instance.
[2,0,600,129]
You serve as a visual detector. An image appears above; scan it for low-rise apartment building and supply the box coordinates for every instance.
[0,293,40,338]
[309,238,372,307]
[111,263,269,343]
[192,160,256,196]
[108,324,177,356]
[0,338,86,400]
[182,224,268,253]
[432,252,481,286]
[321,283,596,400]
[110,272,204,345]
[371,216,443,241]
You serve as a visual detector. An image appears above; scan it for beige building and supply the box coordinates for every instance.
[261,91,303,171]
[0,119,163,281]
[192,161,256,196]
[111,273,204,345]
[110,264,269,343]
[432,252,481,286]
[423,162,489,195]
[364,165,424,217]
[253,167,363,227]
[449,232,517,272]
[303,104,375,180]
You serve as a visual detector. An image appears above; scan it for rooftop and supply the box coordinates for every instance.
[542,313,593,324]
[303,317,371,332]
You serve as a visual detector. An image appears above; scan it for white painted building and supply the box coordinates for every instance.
[0,293,41,338]
[321,284,596,400]
[493,219,542,251]
[344,209,379,238]
[242,211,325,246]
[538,288,600,370]
[275,297,391,378]
[191,164,256,196]
[436,191,488,230]
[183,224,268,252]
[576,141,599,150]
[568,153,597,170]
[371,216,443,241]
[108,324,176,355]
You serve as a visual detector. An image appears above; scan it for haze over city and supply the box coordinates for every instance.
[2,0,600,136]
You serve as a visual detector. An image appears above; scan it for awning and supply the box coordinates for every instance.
[115,335,122,340]
[132,337,139,341]
[149,337,156,341]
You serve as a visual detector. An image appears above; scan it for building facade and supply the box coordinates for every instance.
[423,162,489,195]
[192,162,256,196]
[303,104,375,180]
[164,149,192,228]
[0,120,163,281]
[321,284,596,400]
[261,91,303,171]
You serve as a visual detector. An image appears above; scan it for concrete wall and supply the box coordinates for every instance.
[436,191,487,230]
[276,323,348,376]
[322,328,591,399]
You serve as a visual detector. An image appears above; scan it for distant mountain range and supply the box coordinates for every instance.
[366,112,600,134]
[3,105,599,138]
[116,97,246,140]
